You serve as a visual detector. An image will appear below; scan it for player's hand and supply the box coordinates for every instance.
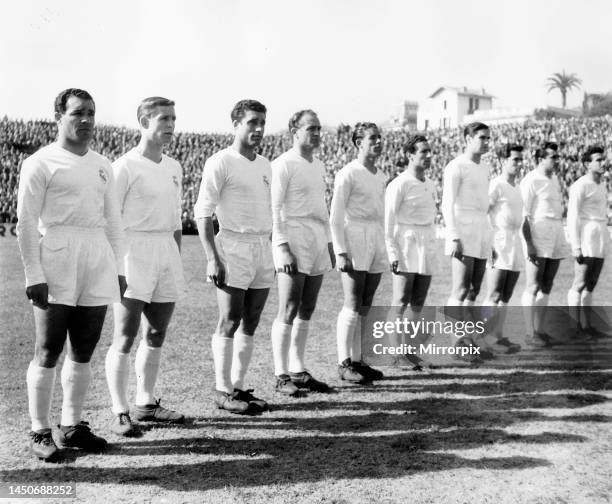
[573,248,585,264]
[328,242,336,270]
[337,254,353,273]
[118,275,127,298]
[391,260,399,274]
[450,239,463,260]
[277,245,298,275]
[207,257,226,288]
[26,283,49,310]
[526,242,539,265]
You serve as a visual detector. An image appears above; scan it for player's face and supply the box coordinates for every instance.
[466,129,490,154]
[587,152,607,175]
[294,114,321,150]
[504,150,523,176]
[541,148,560,172]
[56,96,95,145]
[146,105,176,146]
[234,110,266,148]
[358,127,382,158]
[409,141,432,170]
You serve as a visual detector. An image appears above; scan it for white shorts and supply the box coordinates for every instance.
[578,220,609,258]
[490,227,523,271]
[217,229,275,290]
[527,219,569,259]
[40,226,119,307]
[123,232,185,303]
[444,212,492,260]
[344,220,387,274]
[273,219,331,276]
[394,224,439,275]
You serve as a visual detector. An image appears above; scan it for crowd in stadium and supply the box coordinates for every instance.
[1,115,611,228]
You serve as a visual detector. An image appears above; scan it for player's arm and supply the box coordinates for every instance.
[174,163,184,253]
[271,160,297,275]
[194,157,225,287]
[103,163,127,297]
[441,162,462,257]
[16,158,49,308]
[487,181,500,263]
[520,178,538,262]
[329,169,352,272]
[384,180,402,274]
[566,183,584,263]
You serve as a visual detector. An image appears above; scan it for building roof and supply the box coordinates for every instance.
[430,86,495,99]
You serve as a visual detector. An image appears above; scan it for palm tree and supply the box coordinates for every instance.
[546,70,582,108]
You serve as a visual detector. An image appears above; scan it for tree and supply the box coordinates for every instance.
[546,70,582,108]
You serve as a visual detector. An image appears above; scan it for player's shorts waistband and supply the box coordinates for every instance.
[530,216,562,222]
[345,217,382,226]
[218,228,271,244]
[45,225,106,238]
[126,230,175,239]
[397,222,434,229]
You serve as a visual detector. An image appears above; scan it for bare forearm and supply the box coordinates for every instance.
[196,217,219,260]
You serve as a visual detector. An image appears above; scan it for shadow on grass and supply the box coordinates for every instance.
[0,431,554,491]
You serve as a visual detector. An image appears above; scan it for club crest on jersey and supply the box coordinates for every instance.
[172,175,179,186]
[263,175,270,187]
[98,168,107,183]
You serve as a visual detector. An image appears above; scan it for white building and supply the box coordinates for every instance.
[418,86,494,130]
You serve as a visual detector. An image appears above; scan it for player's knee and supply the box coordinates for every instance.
[571,279,587,293]
[34,345,63,367]
[585,281,598,292]
[488,290,503,304]
[241,314,263,334]
[278,302,299,324]
[144,328,166,347]
[218,315,241,337]
[112,332,138,353]
[540,281,554,294]
[453,286,469,300]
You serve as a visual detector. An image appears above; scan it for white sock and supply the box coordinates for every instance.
[105,346,130,414]
[231,331,254,390]
[521,291,536,336]
[60,359,91,426]
[135,340,161,406]
[288,318,309,374]
[581,290,593,306]
[211,334,233,393]
[567,289,581,328]
[27,362,56,431]
[534,292,549,333]
[271,319,291,376]
[351,316,364,362]
[337,307,358,364]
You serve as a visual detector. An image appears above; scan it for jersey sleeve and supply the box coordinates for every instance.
[112,158,130,215]
[441,161,461,240]
[520,176,535,219]
[566,181,583,251]
[194,155,224,219]
[103,161,126,275]
[329,169,351,255]
[271,158,290,247]
[175,161,183,231]
[384,179,403,263]
[16,156,48,286]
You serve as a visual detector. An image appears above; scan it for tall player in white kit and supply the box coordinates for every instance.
[17,89,125,461]
[270,110,334,395]
[520,142,568,346]
[441,122,492,357]
[385,135,438,368]
[567,146,610,338]
[195,100,273,414]
[331,122,387,384]
[482,144,524,354]
[105,97,186,437]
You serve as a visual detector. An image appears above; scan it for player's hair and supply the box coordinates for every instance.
[534,142,558,164]
[463,122,489,139]
[405,135,428,155]
[54,88,94,115]
[137,97,175,122]
[288,109,318,133]
[352,122,379,148]
[231,99,267,122]
[582,145,605,164]
[500,143,524,159]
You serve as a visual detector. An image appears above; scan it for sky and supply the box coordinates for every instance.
[1,0,611,133]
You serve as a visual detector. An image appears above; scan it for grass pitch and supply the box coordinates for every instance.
[1,235,611,504]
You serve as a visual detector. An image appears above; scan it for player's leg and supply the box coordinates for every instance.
[337,270,368,383]
[27,304,71,460]
[289,274,330,392]
[105,298,145,435]
[272,272,305,395]
[132,302,184,422]
[57,305,108,452]
[582,258,605,336]
[535,258,560,339]
[388,273,419,367]
[568,259,588,333]
[522,258,546,344]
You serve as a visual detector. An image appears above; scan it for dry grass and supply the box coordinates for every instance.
[1,236,611,504]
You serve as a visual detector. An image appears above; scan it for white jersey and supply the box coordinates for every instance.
[520,170,563,221]
[271,149,331,247]
[441,154,490,240]
[385,171,437,263]
[488,176,523,230]
[16,142,124,286]
[567,174,608,250]
[194,147,272,234]
[329,160,386,255]
[113,148,182,232]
